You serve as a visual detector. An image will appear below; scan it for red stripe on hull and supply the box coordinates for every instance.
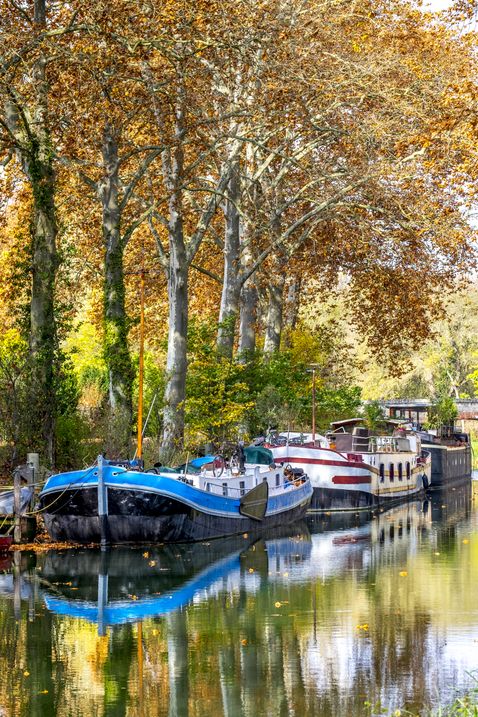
[279,456,360,468]
[332,475,372,485]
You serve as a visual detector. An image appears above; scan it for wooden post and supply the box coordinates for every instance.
[13,467,22,544]
[97,455,110,549]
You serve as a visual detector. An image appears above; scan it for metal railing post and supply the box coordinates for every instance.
[97,455,110,549]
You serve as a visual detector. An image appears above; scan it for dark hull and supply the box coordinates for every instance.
[425,444,472,488]
[40,487,310,544]
[309,486,425,512]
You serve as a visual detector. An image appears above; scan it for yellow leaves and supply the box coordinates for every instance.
[356,623,369,631]
[23,671,30,677]
[274,601,281,608]
[148,560,157,567]
[399,571,408,577]
[463,539,469,544]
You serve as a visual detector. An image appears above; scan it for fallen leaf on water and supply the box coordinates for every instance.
[149,560,157,567]
[463,539,469,544]
[248,568,254,573]
[399,571,408,577]
[23,671,29,677]
[143,552,149,558]
[38,690,48,694]
[274,601,281,608]
[241,639,248,646]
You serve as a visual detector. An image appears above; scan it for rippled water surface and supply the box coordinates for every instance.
[1,484,478,716]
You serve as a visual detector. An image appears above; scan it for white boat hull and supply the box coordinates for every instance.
[269,444,431,511]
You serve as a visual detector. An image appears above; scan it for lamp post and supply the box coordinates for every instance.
[307,364,320,445]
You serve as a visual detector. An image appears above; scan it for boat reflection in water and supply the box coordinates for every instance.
[42,498,440,632]
[42,525,313,634]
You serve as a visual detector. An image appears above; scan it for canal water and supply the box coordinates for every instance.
[1,484,478,717]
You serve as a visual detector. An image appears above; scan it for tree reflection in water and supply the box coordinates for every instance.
[0,484,476,716]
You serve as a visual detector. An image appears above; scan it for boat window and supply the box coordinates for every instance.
[240,480,245,496]
[406,462,411,480]
[398,463,403,481]
[389,464,394,482]
[380,463,385,483]
[222,482,228,496]
[276,473,281,487]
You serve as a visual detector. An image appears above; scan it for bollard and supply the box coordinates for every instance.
[97,455,110,549]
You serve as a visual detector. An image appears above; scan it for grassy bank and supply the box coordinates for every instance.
[370,685,478,716]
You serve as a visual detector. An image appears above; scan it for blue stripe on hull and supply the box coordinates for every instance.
[40,465,313,543]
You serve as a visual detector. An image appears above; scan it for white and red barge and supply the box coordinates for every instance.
[267,429,431,512]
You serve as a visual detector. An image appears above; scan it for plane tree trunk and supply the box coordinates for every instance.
[98,124,133,454]
[217,164,241,359]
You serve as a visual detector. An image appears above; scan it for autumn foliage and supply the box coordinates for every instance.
[0,0,477,467]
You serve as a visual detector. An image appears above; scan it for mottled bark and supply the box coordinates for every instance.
[283,276,301,342]
[263,272,286,355]
[163,238,188,454]
[263,205,286,354]
[217,164,241,358]
[98,125,133,451]
[238,280,258,357]
[159,72,189,456]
